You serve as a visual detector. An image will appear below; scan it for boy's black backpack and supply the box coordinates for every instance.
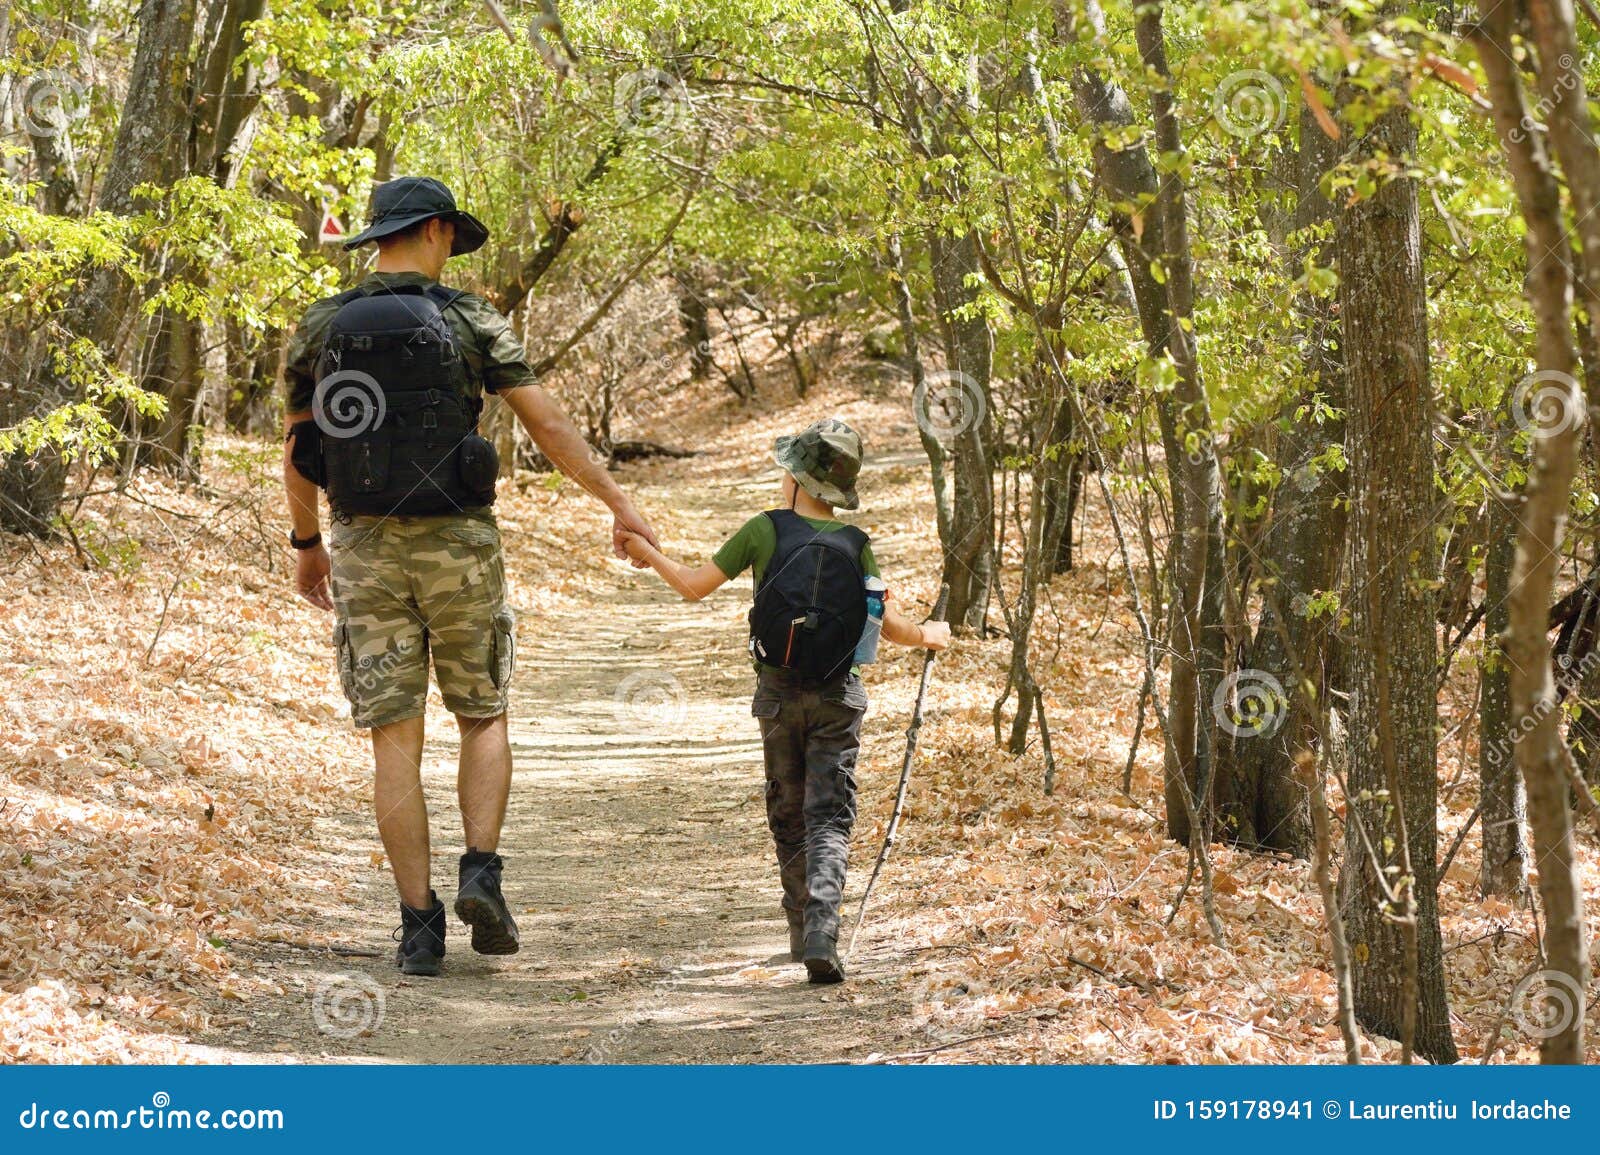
[749,509,869,683]
[305,284,498,517]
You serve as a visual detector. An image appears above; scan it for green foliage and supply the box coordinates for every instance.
[0,339,165,464]
[133,177,315,333]
[2,0,1593,594]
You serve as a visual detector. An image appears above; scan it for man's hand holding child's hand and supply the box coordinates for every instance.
[617,529,653,562]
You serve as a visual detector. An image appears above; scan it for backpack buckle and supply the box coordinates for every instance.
[426,389,441,406]
[421,410,438,429]
[431,317,459,362]
[350,335,372,351]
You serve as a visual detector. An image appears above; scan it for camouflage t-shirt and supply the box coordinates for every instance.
[283,271,537,414]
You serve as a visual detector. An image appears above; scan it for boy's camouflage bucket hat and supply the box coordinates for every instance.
[774,418,863,510]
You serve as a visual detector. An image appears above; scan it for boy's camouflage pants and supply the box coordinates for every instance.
[752,668,868,940]
[328,510,515,728]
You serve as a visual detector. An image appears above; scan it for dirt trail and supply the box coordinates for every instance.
[197,444,934,1064]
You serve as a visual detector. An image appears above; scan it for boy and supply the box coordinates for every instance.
[619,418,950,983]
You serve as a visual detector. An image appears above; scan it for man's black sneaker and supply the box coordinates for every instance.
[802,931,846,984]
[394,892,446,976]
[455,850,520,956]
[787,911,806,962]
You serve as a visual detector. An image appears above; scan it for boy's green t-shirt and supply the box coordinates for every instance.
[713,513,878,585]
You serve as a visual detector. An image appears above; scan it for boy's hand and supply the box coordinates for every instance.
[920,620,952,651]
[613,511,659,569]
[617,529,653,562]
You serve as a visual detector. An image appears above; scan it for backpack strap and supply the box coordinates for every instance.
[755,510,784,591]
[836,523,869,558]
[422,286,473,387]
[425,284,468,309]
[762,509,868,581]
[338,282,461,305]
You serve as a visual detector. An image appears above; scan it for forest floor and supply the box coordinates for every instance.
[3,371,1599,1064]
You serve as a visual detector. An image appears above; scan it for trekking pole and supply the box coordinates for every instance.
[845,583,949,961]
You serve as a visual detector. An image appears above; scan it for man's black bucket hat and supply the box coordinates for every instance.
[344,176,489,256]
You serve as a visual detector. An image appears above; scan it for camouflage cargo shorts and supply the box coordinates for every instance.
[328,511,515,728]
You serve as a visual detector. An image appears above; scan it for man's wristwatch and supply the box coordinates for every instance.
[288,528,322,551]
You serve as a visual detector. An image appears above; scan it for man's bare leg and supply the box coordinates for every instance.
[457,711,512,852]
[372,714,431,909]
[453,712,520,954]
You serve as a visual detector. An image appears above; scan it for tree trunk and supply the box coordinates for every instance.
[193,0,265,186]
[1334,60,1457,1065]
[3,0,198,532]
[889,234,952,547]
[868,42,953,557]
[1134,6,1229,849]
[1065,0,1201,844]
[1479,488,1527,898]
[674,269,713,380]
[1223,86,1347,858]
[1042,403,1085,574]
[1002,370,1068,754]
[139,308,204,475]
[928,228,995,634]
[223,319,281,435]
[1476,0,1589,1064]
[29,108,82,217]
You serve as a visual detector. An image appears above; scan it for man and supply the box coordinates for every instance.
[282,176,658,975]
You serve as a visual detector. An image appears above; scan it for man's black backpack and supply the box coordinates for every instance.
[749,509,869,683]
[296,284,498,517]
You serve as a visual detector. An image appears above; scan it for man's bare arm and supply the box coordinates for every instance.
[498,384,659,560]
[283,412,332,611]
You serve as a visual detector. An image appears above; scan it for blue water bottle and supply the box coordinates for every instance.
[855,576,888,665]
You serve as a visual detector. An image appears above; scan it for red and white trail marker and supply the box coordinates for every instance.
[317,209,346,244]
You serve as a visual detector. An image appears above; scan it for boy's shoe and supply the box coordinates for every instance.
[455,850,520,956]
[802,931,846,984]
[394,892,446,976]
[787,911,806,962]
